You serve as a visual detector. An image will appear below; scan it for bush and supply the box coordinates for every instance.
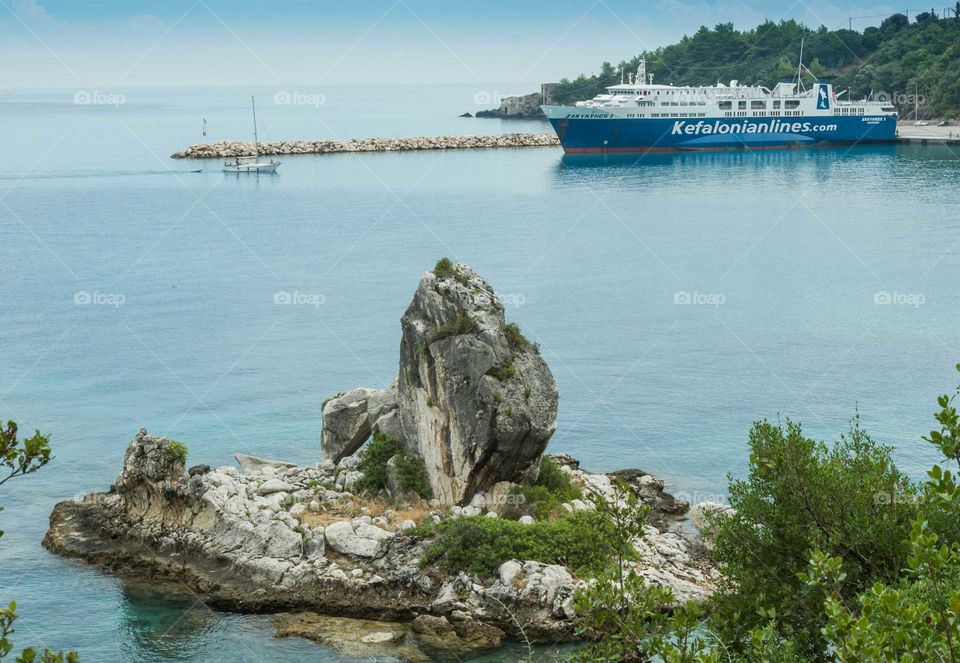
[433,257,455,279]
[504,323,530,352]
[509,457,582,520]
[355,434,432,499]
[393,450,433,499]
[355,434,400,494]
[707,416,919,658]
[167,440,188,465]
[489,363,515,381]
[417,509,625,578]
[430,312,477,343]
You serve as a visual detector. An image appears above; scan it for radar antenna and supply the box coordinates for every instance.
[636,59,646,86]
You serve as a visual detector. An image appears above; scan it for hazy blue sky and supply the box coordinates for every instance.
[1,0,905,87]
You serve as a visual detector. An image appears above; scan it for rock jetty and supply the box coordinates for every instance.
[44,261,720,661]
[170,133,559,159]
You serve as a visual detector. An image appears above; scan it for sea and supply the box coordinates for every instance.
[2,83,960,661]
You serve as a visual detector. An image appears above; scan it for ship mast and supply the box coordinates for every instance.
[251,95,260,158]
[796,37,805,91]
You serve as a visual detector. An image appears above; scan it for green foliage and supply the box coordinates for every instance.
[552,15,960,116]
[0,424,78,661]
[489,363,516,381]
[418,509,626,578]
[355,434,401,494]
[433,257,455,279]
[1,603,79,662]
[430,312,477,343]
[707,416,918,658]
[432,257,469,285]
[503,323,530,353]
[392,449,433,499]
[355,434,431,499]
[572,481,729,662]
[507,457,582,520]
[797,365,960,662]
[166,440,188,465]
[0,422,52,489]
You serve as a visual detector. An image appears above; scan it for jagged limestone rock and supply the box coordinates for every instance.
[321,387,379,462]
[397,262,558,505]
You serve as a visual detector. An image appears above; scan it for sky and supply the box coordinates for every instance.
[0,0,908,88]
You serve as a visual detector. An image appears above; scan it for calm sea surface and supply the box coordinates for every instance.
[2,84,960,661]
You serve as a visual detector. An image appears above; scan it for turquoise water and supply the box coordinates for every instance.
[2,85,960,660]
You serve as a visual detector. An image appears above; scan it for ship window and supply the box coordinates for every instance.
[773,100,781,109]
[719,101,732,110]
[785,100,800,109]
[751,101,766,109]
[738,101,746,110]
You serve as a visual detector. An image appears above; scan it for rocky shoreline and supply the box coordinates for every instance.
[44,261,721,661]
[170,133,559,159]
[44,435,717,659]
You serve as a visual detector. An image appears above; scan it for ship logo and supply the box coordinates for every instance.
[817,84,830,110]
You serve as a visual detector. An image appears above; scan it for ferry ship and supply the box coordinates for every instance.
[541,59,897,154]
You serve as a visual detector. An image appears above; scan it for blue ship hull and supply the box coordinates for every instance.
[547,115,897,153]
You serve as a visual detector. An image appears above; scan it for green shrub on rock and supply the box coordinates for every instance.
[355,434,400,494]
[355,434,432,500]
[416,510,623,578]
[507,457,582,520]
[430,312,477,343]
[433,257,455,279]
[167,440,188,465]
[393,450,433,500]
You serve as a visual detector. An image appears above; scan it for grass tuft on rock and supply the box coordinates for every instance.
[167,440,188,464]
[430,312,477,343]
[489,363,516,382]
[433,257,455,279]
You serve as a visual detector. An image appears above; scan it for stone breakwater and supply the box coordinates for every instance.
[170,133,560,159]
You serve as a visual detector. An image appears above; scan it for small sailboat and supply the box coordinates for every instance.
[224,96,280,173]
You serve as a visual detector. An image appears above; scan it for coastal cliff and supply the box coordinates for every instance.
[44,261,718,661]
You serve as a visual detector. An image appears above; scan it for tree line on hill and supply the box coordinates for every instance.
[550,9,960,118]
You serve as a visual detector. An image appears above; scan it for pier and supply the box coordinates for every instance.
[171,133,560,159]
[895,123,960,146]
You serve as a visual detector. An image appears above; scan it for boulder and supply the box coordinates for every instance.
[234,453,298,474]
[321,388,379,462]
[323,520,393,558]
[689,501,735,548]
[397,262,559,504]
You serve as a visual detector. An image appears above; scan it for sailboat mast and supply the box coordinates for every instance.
[251,95,260,157]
